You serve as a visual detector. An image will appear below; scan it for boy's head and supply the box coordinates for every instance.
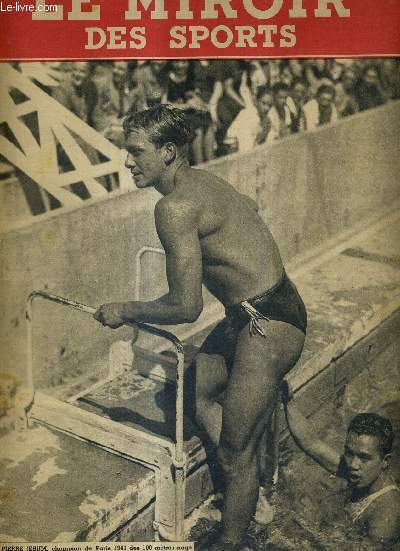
[71,62,90,88]
[255,86,273,117]
[291,78,307,105]
[123,106,192,188]
[362,65,379,87]
[272,82,290,108]
[112,61,128,86]
[123,105,192,150]
[316,83,336,108]
[344,413,394,490]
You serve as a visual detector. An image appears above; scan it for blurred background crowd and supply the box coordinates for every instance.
[10,58,400,165]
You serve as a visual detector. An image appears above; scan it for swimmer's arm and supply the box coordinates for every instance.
[367,501,400,546]
[126,199,204,325]
[94,200,203,328]
[282,388,341,475]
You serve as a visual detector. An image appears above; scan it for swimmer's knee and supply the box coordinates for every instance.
[217,437,255,474]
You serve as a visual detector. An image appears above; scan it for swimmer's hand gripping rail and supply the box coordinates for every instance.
[26,290,186,541]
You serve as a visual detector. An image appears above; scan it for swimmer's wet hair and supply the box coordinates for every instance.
[348,413,394,457]
[123,105,193,149]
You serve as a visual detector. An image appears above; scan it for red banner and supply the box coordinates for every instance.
[0,0,399,60]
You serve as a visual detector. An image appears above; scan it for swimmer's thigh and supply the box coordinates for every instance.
[221,320,305,452]
[184,319,234,414]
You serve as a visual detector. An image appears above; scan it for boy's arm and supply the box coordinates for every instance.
[282,382,342,475]
[94,198,204,327]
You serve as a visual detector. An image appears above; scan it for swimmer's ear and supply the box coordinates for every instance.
[162,142,177,165]
[382,453,392,469]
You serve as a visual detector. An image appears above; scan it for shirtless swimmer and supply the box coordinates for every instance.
[94,106,307,550]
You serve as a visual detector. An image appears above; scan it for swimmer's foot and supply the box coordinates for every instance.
[254,486,274,526]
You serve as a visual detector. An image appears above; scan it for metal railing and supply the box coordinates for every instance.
[26,290,186,541]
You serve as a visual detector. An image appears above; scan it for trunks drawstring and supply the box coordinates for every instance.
[241,300,270,337]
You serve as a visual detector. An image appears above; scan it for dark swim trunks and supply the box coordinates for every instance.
[226,271,307,336]
[199,271,307,368]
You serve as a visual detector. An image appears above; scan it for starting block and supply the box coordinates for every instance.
[26,290,214,542]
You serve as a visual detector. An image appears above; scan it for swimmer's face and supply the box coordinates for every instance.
[125,129,166,188]
[344,432,388,490]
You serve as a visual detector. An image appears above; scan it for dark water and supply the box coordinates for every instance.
[261,371,400,551]
[191,356,400,550]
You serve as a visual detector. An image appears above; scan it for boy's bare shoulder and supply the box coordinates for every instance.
[372,486,400,507]
[366,488,400,543]
[154,189,199,230]
[180,166,233,191]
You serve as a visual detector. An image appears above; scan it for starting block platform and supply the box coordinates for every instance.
[1,205,400,543]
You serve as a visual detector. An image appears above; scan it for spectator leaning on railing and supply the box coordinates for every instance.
[191,60,224,162]
[302,83,338,131]
[267,82,293,143]
[48,58,396,164]
[287,77,308,133]
[354,65,386,112]
[52,61,104,132]
[216,60,251,155]
[135,60,167,110]
[98,61,143,146]
[162,60,214,165]
[335,68,359,118]
[225,85,273,154]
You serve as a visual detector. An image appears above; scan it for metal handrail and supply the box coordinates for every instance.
[26,290,186,541]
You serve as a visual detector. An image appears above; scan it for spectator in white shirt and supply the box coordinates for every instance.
[267,82,292,143]
[225,86,273,153]
[303,83,338,131]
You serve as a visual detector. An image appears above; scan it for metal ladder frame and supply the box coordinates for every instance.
[26,290,187,541]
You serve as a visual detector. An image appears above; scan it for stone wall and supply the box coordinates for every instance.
[1,102,399,387]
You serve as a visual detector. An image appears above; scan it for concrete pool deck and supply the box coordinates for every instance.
[1,207,400,542]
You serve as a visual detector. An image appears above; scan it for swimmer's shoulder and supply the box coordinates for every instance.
[175,167,261,220]
[180,166,234,189]
[189,168,258,207]
[154,193,199,233]
[175,167,234,205]
[365,487,400,544]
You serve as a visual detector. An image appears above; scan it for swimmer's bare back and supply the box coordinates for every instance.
[155,166,284,307]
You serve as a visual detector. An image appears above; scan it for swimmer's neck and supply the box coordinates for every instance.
[155,159,190,196]
[351,471,392,500]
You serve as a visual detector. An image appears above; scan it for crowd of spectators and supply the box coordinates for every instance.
[47,58,400,163]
